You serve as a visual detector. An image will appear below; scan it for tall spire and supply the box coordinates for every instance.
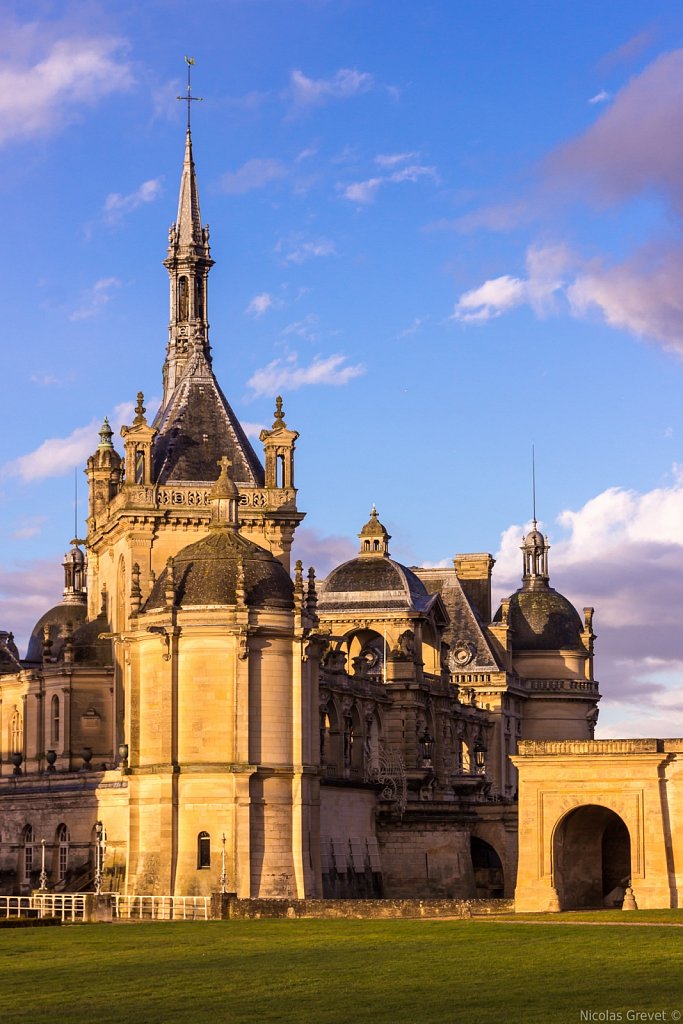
[161,58,214,407]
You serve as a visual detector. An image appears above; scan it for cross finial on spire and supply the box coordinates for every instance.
[177,56,203,132]
[217,455,233,477]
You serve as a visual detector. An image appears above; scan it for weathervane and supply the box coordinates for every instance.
[177,56,203,131]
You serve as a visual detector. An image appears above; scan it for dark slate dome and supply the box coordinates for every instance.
[144,530,293,611]
[494,587,583,651]
[318,556,433,613]
[25,601,88,663]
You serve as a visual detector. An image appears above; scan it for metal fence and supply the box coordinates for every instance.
[0,894,87,922]
[110,894,211,920]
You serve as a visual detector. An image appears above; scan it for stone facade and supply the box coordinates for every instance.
[2,124,676,911]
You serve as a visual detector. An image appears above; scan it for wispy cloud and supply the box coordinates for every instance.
[375,151,419,168]
[276,235,337,264]
[103,178,163,225]
[398,316,429,338]
[246,353,365,397]
[0,33,132,146]
[11,516,47,541]
[292,527,357,580]
[69,276,121,321]
[241,421,266,440]
[282,314,320,342]
[219,157,287,194]
[341,163,438,205]
[588,89,610,105]
[245,293,274,318]
[285,67,374,113]
[30,372,60,387]
[0,558,63,654]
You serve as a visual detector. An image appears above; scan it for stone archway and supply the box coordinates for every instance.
[553,805,631,909]
[470,836,505,899]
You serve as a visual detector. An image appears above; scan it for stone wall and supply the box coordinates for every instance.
[212,893,513,919]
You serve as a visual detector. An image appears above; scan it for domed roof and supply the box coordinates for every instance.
[25,601,88,663]
[144,530,293,611]
[494,586,583,651]
[318,556,434,614]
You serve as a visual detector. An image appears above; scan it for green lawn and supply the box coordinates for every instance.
[2,917,682,1024]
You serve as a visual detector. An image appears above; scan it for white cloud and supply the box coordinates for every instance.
[398,316,429,338]
[69,276,121,321]
[588,89,610,105]
[1,398,157,484]
[103,178,163,224]
[453,244,573,323]
[0,34,132,146]
[245,293,274,318]
[219,158,287,194]
[286,68,374,112]
[30,373,60,387]
[341,164,438,205]
[246,353,365,397]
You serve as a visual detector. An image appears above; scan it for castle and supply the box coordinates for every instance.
[1,123,680,911]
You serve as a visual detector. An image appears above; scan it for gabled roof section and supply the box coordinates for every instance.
[152,350,265,486]
[415,568,502,670]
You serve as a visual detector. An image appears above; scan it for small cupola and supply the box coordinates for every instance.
[62,540,87,605]
[358,506,391,558]
[210,455,239,529]
[521,520,549,590]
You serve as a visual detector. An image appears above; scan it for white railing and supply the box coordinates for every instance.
[0,894,86,922]
[110,894,211,921]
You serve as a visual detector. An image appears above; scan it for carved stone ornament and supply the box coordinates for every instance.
[450,640,476,669]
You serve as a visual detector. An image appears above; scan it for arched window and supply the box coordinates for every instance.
[10,708,22,754]
[23,825,34,881]
[57,824,70,881]
[51,695,60,744]
[197,831,211,869]
[135,448,145,484]
[178,276,189,319]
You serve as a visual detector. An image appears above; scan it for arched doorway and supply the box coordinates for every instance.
[553,805,631,909]
[470,837,505,898]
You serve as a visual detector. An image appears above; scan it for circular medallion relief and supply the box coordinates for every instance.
[451,640,476,668]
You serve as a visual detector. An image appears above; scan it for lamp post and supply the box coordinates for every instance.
[474,742,487,775]
[419,728,434,769]
[38,839,48,892]
[220,832,227,894]
[94,820,104,895]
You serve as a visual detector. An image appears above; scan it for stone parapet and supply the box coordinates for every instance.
[212,895,513,919]
[516,738,666,755]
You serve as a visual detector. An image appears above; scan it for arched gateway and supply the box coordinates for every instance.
[553,805,631,909]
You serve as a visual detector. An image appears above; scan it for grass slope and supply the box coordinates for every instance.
[2,918,682,1024]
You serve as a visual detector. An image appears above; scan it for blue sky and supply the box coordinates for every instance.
[3,0,683,735]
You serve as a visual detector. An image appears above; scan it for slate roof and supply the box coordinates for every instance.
[25,601,88,664]
[318,556,443,616]
[415,568,502,670]
[144,530,293,610]
[494,586,584,651]
[152,351,264,486]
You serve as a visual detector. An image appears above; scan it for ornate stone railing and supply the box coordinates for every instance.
[107,485,297,514]
[517,739,661,756]
[517,678,599,694]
